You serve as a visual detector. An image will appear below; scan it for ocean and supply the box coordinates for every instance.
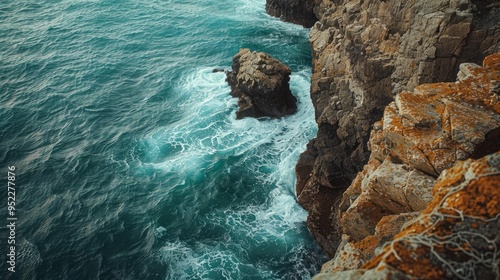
[0,0,326,279]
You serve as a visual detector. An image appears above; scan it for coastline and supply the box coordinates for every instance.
[265,0,500,277]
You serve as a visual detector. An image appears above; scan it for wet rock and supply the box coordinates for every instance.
[211,68,227,73]
[265,0,318,28]
[226,49,297,119]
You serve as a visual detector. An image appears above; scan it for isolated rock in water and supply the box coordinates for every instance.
[212,68,227,73]
[265,0,317,28]
[226,48,297,119]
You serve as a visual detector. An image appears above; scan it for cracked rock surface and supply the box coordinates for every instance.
[295,0,500,257]
[315,151,500,279]
[226,48,297,119]
[315,52,500,277]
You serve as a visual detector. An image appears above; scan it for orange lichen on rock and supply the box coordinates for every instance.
[384,53,500,175]
[453,54,500,113]
[362,152,500,279]
[339,54,500,247]
[484,53,500,71]
[317,54,500,279]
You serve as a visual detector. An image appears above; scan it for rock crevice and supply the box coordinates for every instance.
[226,48,297,119]
[315,52,500,279]
[294,0,500,257]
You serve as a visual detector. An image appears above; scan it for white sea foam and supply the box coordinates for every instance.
[141,67,315,183]
[0,0,323,278]
[152,65,320,278]
[155,226,167,238]
[160,240,266,280]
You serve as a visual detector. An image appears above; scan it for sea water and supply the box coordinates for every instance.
[0,0,325,279]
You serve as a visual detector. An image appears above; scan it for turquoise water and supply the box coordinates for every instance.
[0,0,325,279]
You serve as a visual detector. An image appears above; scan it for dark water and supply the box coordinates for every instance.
[0,0,325,279]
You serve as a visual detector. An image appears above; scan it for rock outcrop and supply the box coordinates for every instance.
[295,0,500,257]
[340,53,500,243]
[266,0,318,28]
[226,48,298,119]
[314,151,500,280]
[313,53,499,275]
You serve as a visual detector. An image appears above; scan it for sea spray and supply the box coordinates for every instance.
[144,68,325,279]
[0,0,325,278]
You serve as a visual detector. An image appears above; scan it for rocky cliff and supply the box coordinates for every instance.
[315,150,500,279]
[266,0,318,27]
[291,0,500,257]
[316,52,500,277]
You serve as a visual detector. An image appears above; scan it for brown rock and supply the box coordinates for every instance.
[340,194,388,241]
[340,157,435,241]
[296,1,500,256]
[298,182,344,258]
[321,212,419,274]
[226,49,297,119]
[383,57,500,176]
[320,235,363,273]
[265,0,318,28]
[312,53,500,278]
[362,152,500,279]
[315,151,500,279]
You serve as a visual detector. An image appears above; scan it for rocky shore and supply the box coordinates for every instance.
[315,151,500,279]
[316,53,500,279]
[264,0,500,278]
[266,0,317,27]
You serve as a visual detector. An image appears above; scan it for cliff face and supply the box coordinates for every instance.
[293,0,500,256]
[316,53,500,277]
[315,150,500,279]
[339,53,500,242]
[266,0,318,28]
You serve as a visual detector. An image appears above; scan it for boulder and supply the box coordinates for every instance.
[226,49,297,119]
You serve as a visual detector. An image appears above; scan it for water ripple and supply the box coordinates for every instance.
[0,0,324,279]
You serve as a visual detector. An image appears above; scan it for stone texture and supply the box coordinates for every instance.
[316,151,500,279]
[320,236,363,273]
[364,152,500,279]
[265,0,318,28]
[296,0,500,256]
[340,158,435,241]
[321,212,418,273]
[226,49,297,119]
[313,53,500,278]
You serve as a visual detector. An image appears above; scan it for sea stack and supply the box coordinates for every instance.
[226,48,297,119]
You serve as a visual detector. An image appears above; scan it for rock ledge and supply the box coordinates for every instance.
[313,52,500,279]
